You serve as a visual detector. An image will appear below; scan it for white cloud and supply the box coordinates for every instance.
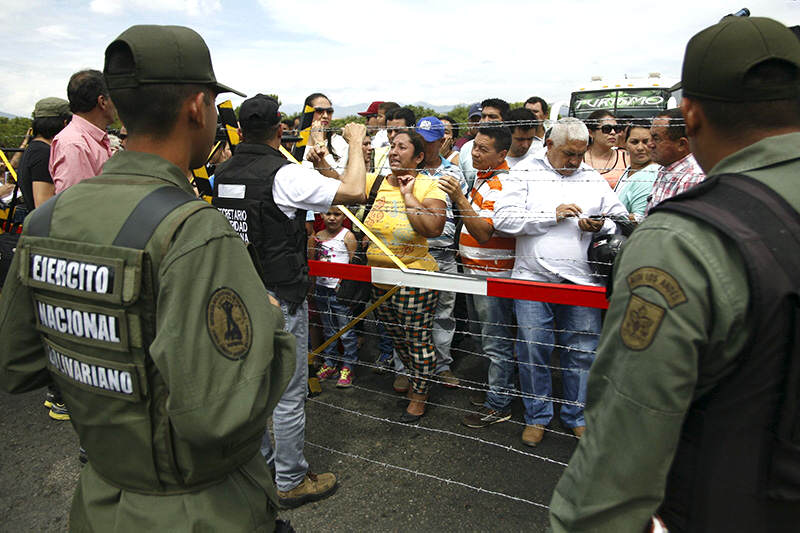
[89,0,221,16]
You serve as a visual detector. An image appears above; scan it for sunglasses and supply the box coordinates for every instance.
[594,124,625,134]
[314,107,334,115]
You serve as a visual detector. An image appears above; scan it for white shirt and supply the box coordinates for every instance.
[506,141,546,168]
[493,152,628,286]
[302,133,349,175]
[273,163,340,219]
[371,129,389,149]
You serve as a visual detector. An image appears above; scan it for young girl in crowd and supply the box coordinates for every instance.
[311,207,359,387]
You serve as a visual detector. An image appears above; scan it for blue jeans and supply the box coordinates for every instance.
[314,285,358,369]
[472,294,517,412]
[514,300,600,428]
[260,295,309,492]
[377,322,393,356]
[430,249,458,374]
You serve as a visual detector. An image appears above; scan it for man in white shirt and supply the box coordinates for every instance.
[505,107,544,168]
[493,118,627,447]
[213,94,366,508]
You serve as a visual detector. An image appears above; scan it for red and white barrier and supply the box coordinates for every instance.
[308,260,609,309]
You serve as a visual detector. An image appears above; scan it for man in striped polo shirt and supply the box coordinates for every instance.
[438,123,518,428]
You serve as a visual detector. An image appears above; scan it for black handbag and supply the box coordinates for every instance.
[0,178,24,288]
[336,175,385,308]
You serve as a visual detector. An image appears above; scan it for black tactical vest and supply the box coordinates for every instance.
[212,143,309,304]
[651,174,800,532]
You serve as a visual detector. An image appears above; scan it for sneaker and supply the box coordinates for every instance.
[316,364,339,381]
[336,368,353,388]
[462,405,512,428]
[393,374,410,393]
[277,471,337,509]
[43,390,56,408]
[373,353,393,374]
[437,370,460,389]
[79,447,88,465]
[49,402,70,421]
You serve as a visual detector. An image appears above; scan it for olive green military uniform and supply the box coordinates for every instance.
[0,151,295,532]
[549,131,800,531]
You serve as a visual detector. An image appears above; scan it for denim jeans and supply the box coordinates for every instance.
[514,300,601,428]
[472,293,517,411]
[314,285,359,369]
[430,249,459,374]
[260,295,309,492]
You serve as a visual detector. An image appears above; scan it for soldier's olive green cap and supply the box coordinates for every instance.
[32,97,70,118]
[674,17,800,102]
[103,25,245,97]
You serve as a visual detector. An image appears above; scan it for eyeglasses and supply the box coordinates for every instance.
[594,124,625,134]
[314,107,334,115]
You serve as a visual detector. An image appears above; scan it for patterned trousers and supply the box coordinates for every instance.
[371,285,438,394]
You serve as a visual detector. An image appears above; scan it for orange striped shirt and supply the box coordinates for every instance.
[459,163,515,275]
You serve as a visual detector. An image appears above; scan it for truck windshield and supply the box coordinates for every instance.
[570,88,671,119]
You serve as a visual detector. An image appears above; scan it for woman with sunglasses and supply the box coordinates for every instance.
[303,92,349,179]
[583,110,628,189]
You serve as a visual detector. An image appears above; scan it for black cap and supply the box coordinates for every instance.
[104,25,245,97]
[239,94,281,127]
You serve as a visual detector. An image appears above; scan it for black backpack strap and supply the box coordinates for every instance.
[24,193,59,237]
[363,174,385,219]
[113,186,201,249]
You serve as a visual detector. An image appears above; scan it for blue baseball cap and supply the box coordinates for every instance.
[468,102,482,119]
[415,116,445,142]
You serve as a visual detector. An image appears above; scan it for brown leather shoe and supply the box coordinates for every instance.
[572,425,586,438]
[393,374,410,393]
[277,471,337,509]
[522,424,545,447]
[437,370,460,389]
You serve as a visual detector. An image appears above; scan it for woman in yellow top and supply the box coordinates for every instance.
[364,131,446,422]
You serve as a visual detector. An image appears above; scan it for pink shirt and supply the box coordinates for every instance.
[49,114,112,194]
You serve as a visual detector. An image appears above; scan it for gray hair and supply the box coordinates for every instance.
[549,117,589,147]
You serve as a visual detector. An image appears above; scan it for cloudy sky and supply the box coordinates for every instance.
[1,0,798,117]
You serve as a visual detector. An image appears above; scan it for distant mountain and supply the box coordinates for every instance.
[0,111,20,119]
[280,102,465,118]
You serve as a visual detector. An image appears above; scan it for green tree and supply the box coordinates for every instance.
[0,117,32,151]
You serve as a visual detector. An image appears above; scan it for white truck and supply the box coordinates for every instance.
[550,73,680,121]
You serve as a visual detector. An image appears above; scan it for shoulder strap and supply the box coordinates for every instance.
[651,173,800,284]
[113,186,201,249]
[363,174,385,219]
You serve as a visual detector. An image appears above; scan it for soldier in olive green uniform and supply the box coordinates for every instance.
[551,17,800,533]
[0,26,295,532]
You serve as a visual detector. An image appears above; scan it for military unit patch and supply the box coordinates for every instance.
[626,267,687,308]
[206,287,252,360]
[620,294,665,350]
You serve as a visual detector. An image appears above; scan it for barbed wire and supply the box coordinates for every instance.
[348,383,578,439]
[309,397,570,467]
[305,440,552,510]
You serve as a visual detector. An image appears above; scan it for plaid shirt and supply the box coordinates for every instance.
[645,153,705,215]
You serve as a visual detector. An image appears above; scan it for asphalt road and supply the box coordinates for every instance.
[0,327,577,532]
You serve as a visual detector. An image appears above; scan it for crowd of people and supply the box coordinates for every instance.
[3,14,798,533]
[2,73,711,444]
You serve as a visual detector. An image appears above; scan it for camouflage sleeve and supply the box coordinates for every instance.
[549,213,749,532]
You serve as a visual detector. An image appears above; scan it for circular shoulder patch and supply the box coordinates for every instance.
[206,287,253,360]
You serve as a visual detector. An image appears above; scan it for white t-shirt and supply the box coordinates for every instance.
[506,140,546,168]
[302,133,349,175]
[316,227,352,288]
[273,164,340,219]
[371,129,389,149]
